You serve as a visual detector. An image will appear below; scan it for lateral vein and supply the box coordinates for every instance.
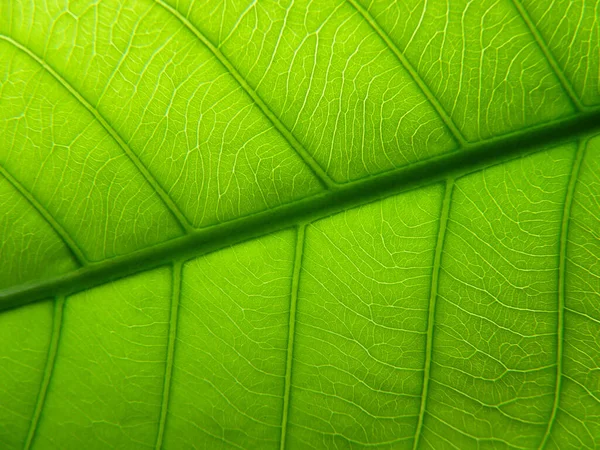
[155,261,183,450]
[153,0,336,189]
[413,178,454,450]
[510,0,585,111]
[345,0,467,146]
[280,225,305,450]
[0,164,88,266]
[538,139,586,449]
[24,296,65,450]
[0,35,193,233]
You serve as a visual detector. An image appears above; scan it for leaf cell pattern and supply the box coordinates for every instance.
[0,0,599,448]
[2,142,600,448]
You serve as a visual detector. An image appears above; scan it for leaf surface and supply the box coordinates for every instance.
[0,0,599,449]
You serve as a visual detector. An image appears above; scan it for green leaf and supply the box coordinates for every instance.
[0,0,599,448]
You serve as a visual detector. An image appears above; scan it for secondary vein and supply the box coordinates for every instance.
[155,261,183,450]
[24,296,65,450]
[153,0,336,190]
[413,178,454,450]
[345,0,467,146]
[0,35,193,233]
[510,0,584,112]
[538,139,586,449]
[279,225,305,450]
[0,164,87,266]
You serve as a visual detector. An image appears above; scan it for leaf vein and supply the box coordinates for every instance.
[0,164,87,266]
[279,225,305,450]
[153,0,336,189]
[412,178,454,450]
[538,138,587,449]
[0,35,193,233]
[24,296,65,450]
[155,261,183,450]
[1,112,599,312]
[510,0,585,111]
[345,0,467,146]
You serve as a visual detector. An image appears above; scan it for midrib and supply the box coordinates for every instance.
[1,110,599,312]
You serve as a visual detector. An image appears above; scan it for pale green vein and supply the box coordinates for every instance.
[153,0,336,190]
[0,165,87,266]
[413,178,454,450]
[280,225,305,450]
[538,139,586,449]
[155,261,182,450]
[510,0,584,111]
[0,35,193,233]
[345,0,467,146]
[24,296,65,450]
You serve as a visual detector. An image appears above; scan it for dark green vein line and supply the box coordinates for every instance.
[538,139,586,449]
[345,0,467,146]
[24,296,65,450]
[155,261,182,450]
[413,178,453,450]
[510,0,584,111]
[153,0,336,190]
[1,111,599,312]
[0,165,87,266]
[0,35,193,233]
[280,225,305,450]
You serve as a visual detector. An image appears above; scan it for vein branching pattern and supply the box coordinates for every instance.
[0,0,599,448]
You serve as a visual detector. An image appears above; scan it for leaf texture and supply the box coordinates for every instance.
[0,0,599,449]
